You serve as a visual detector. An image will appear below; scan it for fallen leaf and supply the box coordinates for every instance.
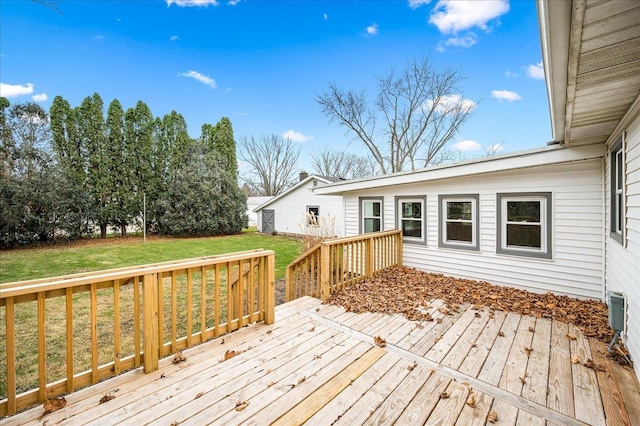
[434,335,442,343]
[497,331,505,337]
[566,333,577,341]
[221,349,240,362]
[266,330,272,334]
[314,355,322,359]
[474,312,482,318]
[524,346,533,356]
[195,391,204,399]
[315,307,320,312]
[43,396,67,415]
[528,327,535,332]
[268,381,276,387]
[309,326,315,332]
[440,391,449,399]
[407,362,417,371]
[438,307,450,315]
[298,377,306,385]
[172,352,186,364]
[266,369,272,374]
[436,318,443,324]
[221,338,225,344]
[487,410,498,423]
[571,355,580,364]
[235,401,249,411]
[99,394,115,404]
[374,336,386,347]
[466,393,476,408]
[471,342,477,348]
[519,376,527,384]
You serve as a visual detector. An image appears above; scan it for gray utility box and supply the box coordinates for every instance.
[607,291,626,331]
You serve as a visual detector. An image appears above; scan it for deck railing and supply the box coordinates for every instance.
[285,230,402,302]
[0,249,275,417]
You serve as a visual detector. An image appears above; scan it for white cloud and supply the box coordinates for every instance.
[444,33,477,48]
[408,0,431,9]
[170,35,179,41]
[167,0,218,7]
[228,0,241,5]
[0,82,34,98]
[32,93,48,102]
[235,111,250,116]
[505,70,517,78]
[180,70,217,88]
[491,89,522,102]
[282,130,313,143]
[429,0,509,34]
[454,139,482,152]
[95,34,104,40]
[426,94,477,113]
[323,13,328,20]
[526,61,544,80]
[366,22,379,36]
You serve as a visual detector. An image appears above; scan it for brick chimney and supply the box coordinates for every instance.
[299,171,308,181]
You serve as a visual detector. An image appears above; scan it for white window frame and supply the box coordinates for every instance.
[497,193,552,259]
[395,196,426,244]
[306,205,319,226]
[438,194,479,251]
[359,197,383,234]
[610,135,624,245]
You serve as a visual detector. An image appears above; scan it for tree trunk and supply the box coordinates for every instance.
[100,223,107,239]
[121,223,127,237]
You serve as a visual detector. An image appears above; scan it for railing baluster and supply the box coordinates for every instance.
[114,279,121,375]
[248,258,256,323]
[66,288,74,392]
[90,283,98,384]
[214,263,221,338]
[38,292,46,402]
[226,263,233,333]
[201,266,207,340]
[6,296,16,415]
[134,276,140,368]
[157,273,164,358]
[171,271,177,353]
[186,268,193,347]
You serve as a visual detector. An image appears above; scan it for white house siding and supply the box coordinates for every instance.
[257,181,345,237]
[605,113,640,378]
[344,158,604,300]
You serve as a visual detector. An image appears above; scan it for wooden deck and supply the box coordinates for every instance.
[5,296,640,425]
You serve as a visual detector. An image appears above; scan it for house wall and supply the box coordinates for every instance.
[344,158,604,299]
[257,180,345,236]
[605,113,640,378]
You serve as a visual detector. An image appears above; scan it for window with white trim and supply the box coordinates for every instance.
[610,135,624,244]
[360,197,383,233]
[497,193,551,259]
[396,196,425,243]
[306,206,319,225]
[438,195,479,250]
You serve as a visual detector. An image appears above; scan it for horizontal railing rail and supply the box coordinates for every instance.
[285,230,402,302]
[0,249,275,417]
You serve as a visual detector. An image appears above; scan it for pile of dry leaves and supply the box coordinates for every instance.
[328,266,613,343]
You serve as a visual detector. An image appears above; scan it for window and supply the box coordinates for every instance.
[360,197,383,233]
[438,195,479,250]
[306,206,319,225]
[395,196,426,243]
[497,192,551,259]
[610,135,624,244]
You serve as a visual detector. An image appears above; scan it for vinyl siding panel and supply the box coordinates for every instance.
[604,113,640,379]
[342,158,604,300]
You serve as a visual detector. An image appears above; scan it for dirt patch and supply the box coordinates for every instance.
[275,278,286,306]
[328,266,613,343]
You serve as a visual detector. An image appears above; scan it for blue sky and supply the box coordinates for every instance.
[1,0,549,171]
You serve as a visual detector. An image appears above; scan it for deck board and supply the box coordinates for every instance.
[4,295,640,426]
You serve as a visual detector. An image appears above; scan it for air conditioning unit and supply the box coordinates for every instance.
[607,291,625,332]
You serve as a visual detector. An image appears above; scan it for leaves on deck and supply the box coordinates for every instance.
[497,331,505,337]
[327,266,613,343]
[407,362,417,371]
[528,327,535,332]
[571,354,581,364]
[99,394,115,404]
[523,346,533,356]
[220,349,242,362]
[195,391,204,399]
[374,336,386,347]
[172,351,187,364]
[297,376,306,385]
[235,401,249,411]
[566,333,577,341]
[43,396,67,415]
[440,391,449,399]
[583,358,606,372]
[487,410,498,423]
[466,393,476,408]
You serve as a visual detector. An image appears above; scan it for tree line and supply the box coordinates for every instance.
[0,94,247,248]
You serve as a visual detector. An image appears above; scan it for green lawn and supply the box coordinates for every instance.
[0,232,304,284]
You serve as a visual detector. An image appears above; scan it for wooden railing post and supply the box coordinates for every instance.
[320,243,330,301]
[6,297,17,416]
[265,253,275,324]
[284,267,291,302]
[365,236,374,278]
[142,273,159,373]
[396,231,403,266]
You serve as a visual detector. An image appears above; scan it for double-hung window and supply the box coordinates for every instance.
[396,196,426,244]
[439,194,479,250]
[360,197,383,233]
[610,135,624,244]
[497,192,551,259]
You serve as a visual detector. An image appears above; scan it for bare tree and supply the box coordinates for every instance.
[317,57,475,174]
[238,134,301,196]
[310,147,379,180]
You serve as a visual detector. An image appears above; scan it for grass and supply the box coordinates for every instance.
[0,232,304,403]
[0,231,303,284]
